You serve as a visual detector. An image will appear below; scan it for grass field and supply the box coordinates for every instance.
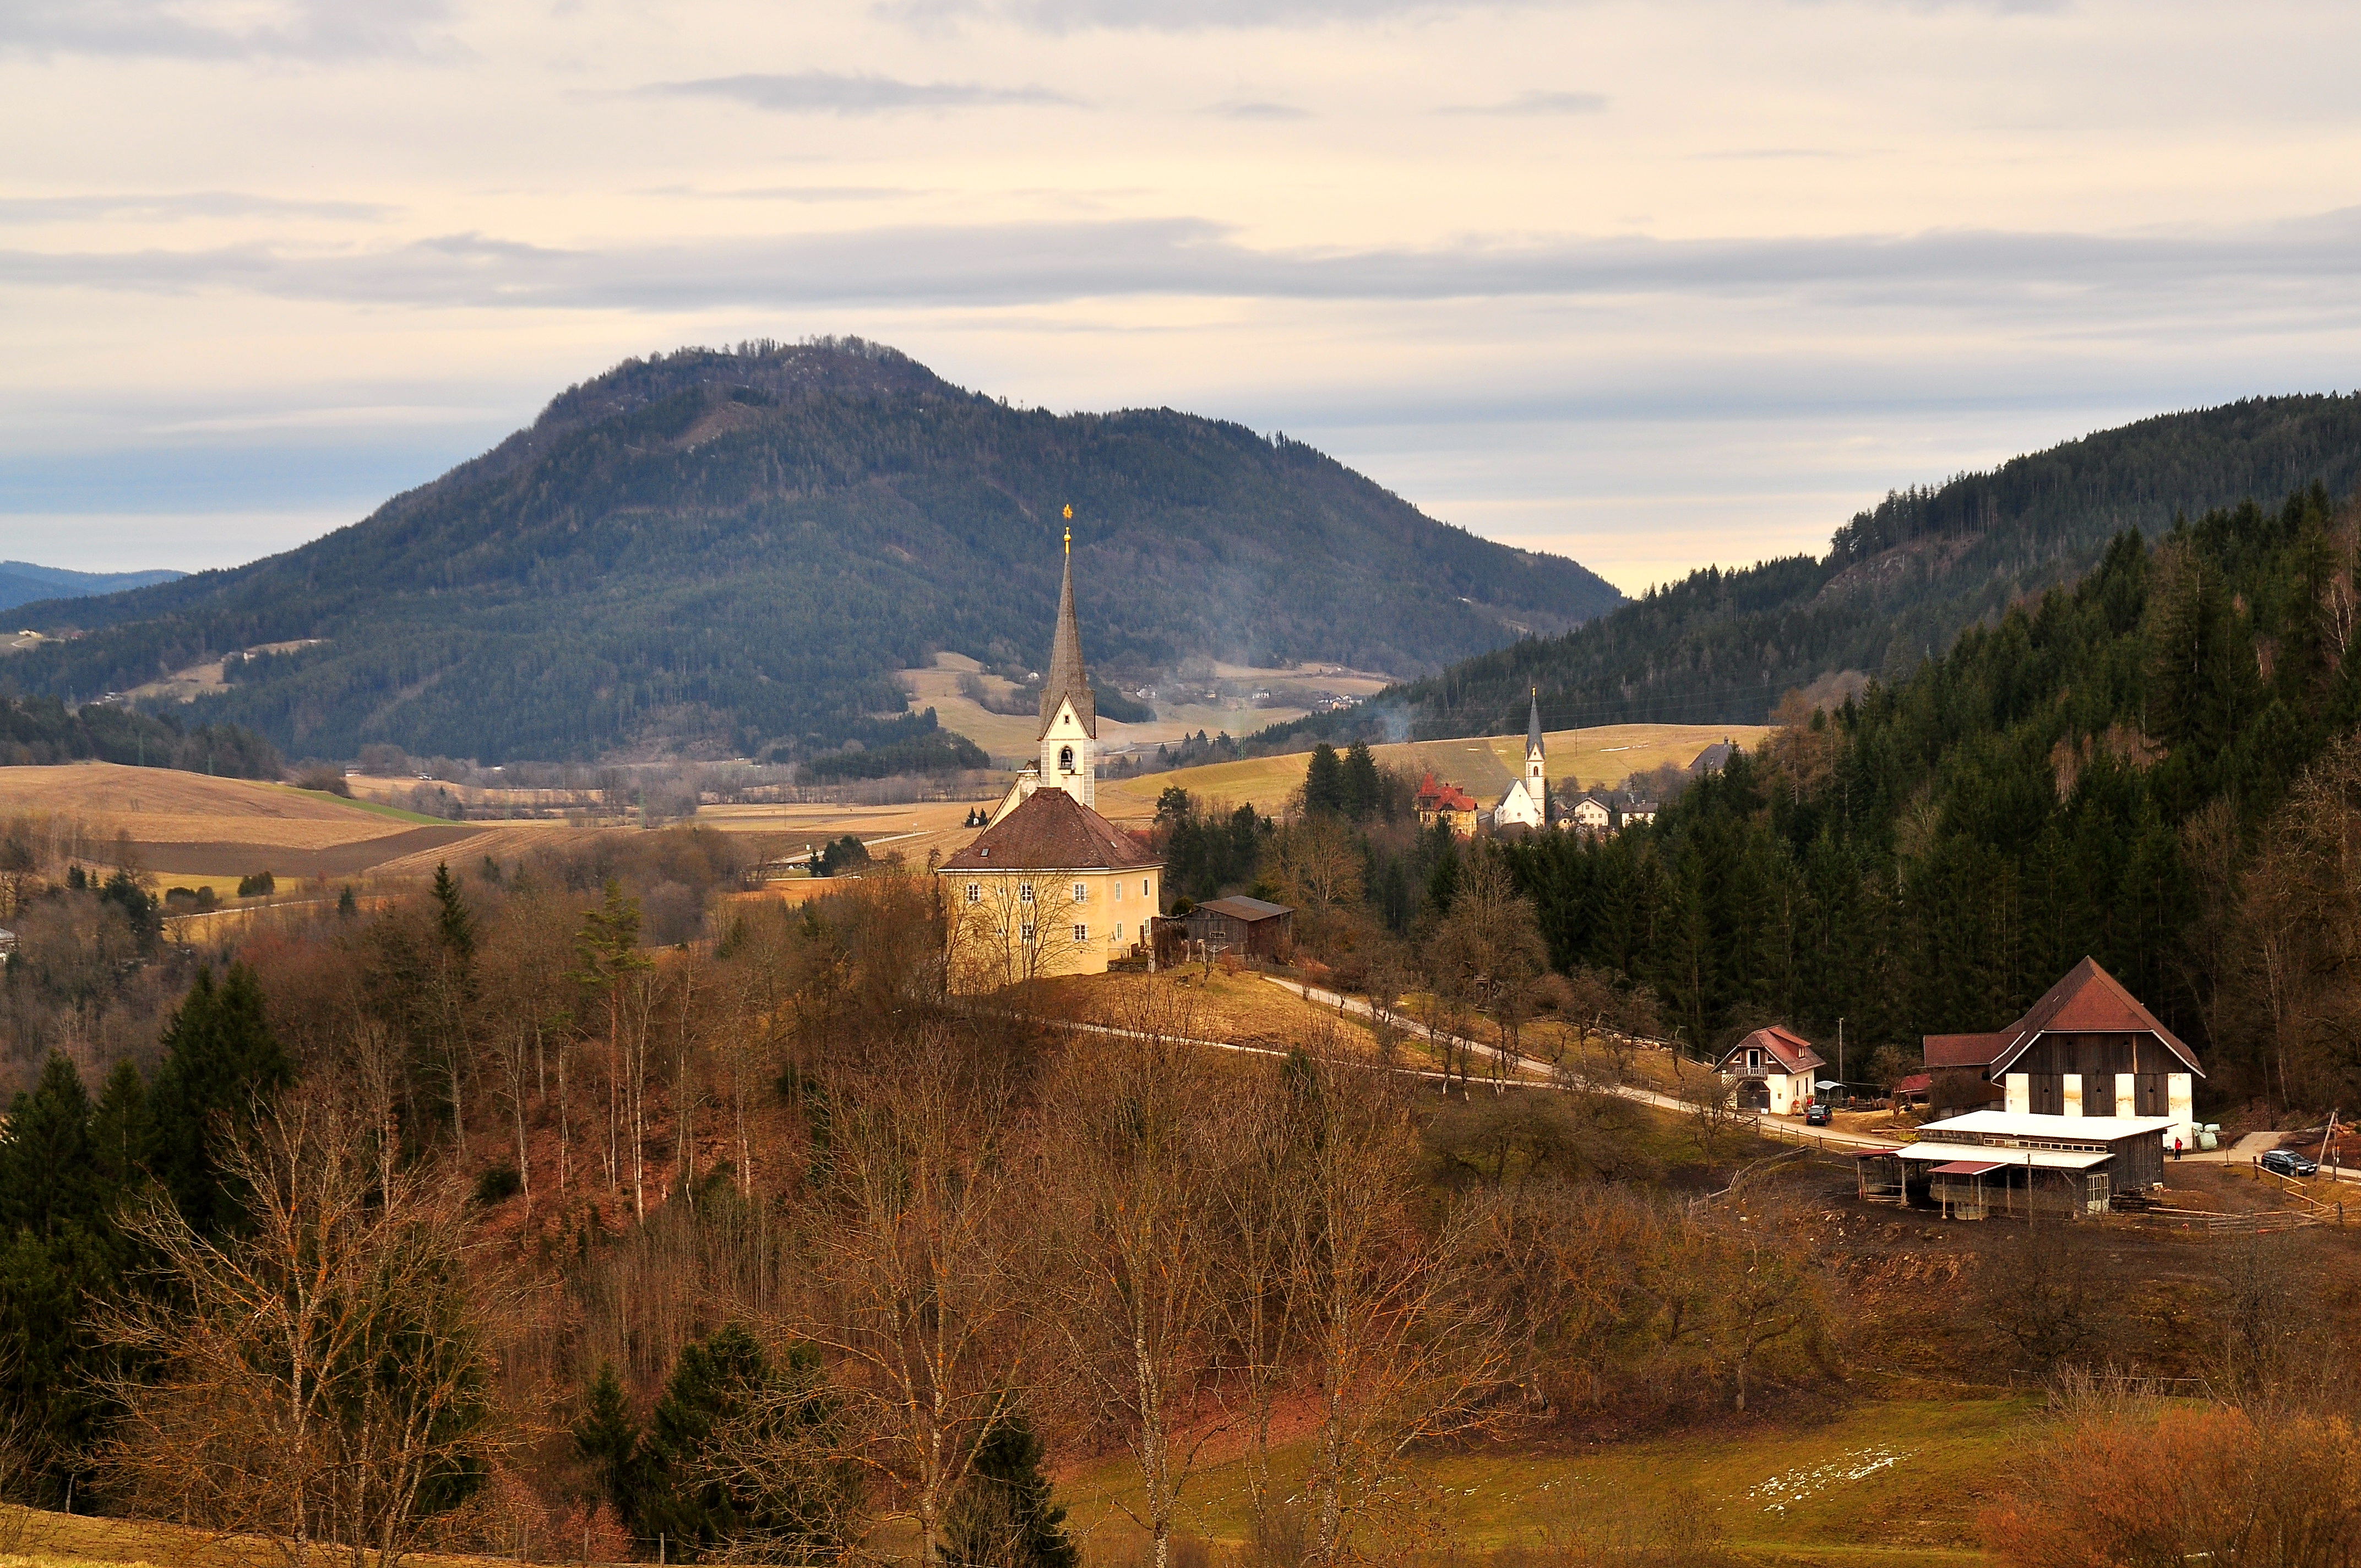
[1058,1394,2037,1567]
[1015,967,1386,1054]
[1096,724,1772,823]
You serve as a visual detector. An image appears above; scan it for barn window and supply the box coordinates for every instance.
[1059,745,1075,772]
[965,883,980,904]
[1073,924,1089,943]
[1019,883,1034,904]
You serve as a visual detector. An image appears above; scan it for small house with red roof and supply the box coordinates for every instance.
[1716,1025,1827,1117]
[1919,956,2203,1152]
[1413,774,1484,839]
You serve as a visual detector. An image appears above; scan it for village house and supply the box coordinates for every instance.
[1413,774,1484,838]
[1919,956,2202,1153]
[938,530,1162,989]
[1493,690,1552,831]
[1688,739,1736,777]
[1620,797,1660,826]
[1717,1025,1826,1115]
[1560,791,1615,835]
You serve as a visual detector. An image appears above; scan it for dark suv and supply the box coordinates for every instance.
[1804,1102,1832,1126]
[2261,1148,2320,1178]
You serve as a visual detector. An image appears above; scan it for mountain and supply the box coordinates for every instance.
[0,562,182,615]
[1264,394,2361,747]
[1,340,1623,764]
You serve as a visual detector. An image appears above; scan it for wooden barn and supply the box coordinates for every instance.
[1853,1109,2175,1219]
[1181,895,1295,959]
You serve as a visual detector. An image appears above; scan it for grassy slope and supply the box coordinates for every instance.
[1058,1396,2038,1567]
[1095,725,1771,822]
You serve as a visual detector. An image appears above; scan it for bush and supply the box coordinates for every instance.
[236,871,275,899]
[295,766,351,797]
[472,1164,522,1206]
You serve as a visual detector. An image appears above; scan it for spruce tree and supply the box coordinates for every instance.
[1302,742,1346,816]
[572,1361,645,1529]
[943,1410,1076,1568]
[145,964,295,1237]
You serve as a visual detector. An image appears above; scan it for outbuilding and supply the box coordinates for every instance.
[1852,1108,2177,1219]
[1180,895,1295,960]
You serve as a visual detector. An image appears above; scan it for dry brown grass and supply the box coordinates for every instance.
[0,764,417,848]
[1013,968,1385,1055]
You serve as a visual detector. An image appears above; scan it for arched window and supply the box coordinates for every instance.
[1059,745,1075,772]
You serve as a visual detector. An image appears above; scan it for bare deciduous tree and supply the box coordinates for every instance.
[96,1092,508,1568]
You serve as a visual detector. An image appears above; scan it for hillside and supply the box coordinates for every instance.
[2,340,1622,764]
[1265,394,2361,744]
[0,561,181,614]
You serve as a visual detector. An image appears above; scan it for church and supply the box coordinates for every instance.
[1493,688,1551,831]
[937,529,1163,990]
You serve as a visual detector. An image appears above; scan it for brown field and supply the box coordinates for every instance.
[1096,722,1772,822]
[697,797,991,868]
[1012,967,1384,1054]
[899,652,1392,762]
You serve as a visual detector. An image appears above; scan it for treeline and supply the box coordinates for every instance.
[1,846,1840,1565]
[8,340,1616,763]
[1260,394,2361,748]
[1481,486,2361,1106]
[798,711,989,781]
[0,695,279,776]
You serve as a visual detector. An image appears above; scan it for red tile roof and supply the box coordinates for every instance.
[1413,773,1481,813]
[939,788,1161,873]
[1720,1024,1826,1076]
[1921,956,2202,1080]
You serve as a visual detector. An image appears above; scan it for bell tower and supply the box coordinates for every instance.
[1036,524,1096,808]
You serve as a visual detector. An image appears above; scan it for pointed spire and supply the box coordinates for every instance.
[1040,531,1096,740]
[1526,685,1544,756]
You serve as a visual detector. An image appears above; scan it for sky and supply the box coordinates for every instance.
[3,0,2359,595]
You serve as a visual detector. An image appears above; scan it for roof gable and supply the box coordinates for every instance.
[940,788,1158,872]
[1986,957,2203,1077]
[1721,1024,1826,1075]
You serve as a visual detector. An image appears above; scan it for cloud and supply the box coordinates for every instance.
[643,71,1080,115]
[15,210,2361,318]
[1439,89,1608,116]
[0,0,447,60]
[883,0,1546,28]
[0,193,395,224]
[1207,100,1309,120]
[678,186,928,203]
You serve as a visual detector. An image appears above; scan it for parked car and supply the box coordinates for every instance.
[2261,1149,2320,1178]
[1804,1102,1832,1126]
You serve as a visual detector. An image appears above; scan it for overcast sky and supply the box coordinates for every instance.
[3,0,2358,592]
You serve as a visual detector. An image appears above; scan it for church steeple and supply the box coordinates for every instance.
[1526,686,1545,782]
[1039,525,1097,742]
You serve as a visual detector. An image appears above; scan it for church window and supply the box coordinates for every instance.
[965,883,980,904]
[1073,924,1089,943]
[1019,883,1034,904]
[1059,745,1075,772]
[1113,881,1122,901]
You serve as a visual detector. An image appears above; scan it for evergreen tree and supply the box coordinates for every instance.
[0,1053,95,1240]
[1302,742,1346,816]
[942,1410,1077,1568]
[573,1361,646,1528]
[1340,740,1382,821]
[432,861,477,958]
[144,964,296,1237]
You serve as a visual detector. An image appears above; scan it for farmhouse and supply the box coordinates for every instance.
[1493,690,1551,831]
[1717,1025,1825,1115]
[938,531,1162,989]
[1413,775,1484,838]
[1560,791,1615,835]
[1180,895,1294,959]
[1920,957,2202,1152]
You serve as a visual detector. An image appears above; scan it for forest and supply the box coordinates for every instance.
[0,695,279,776]
[1263,393,2361,747]
[1,339,1620,765]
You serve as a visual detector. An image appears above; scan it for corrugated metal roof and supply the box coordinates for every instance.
[1929,1159,2007,1177]
[1921,1109,2177,1141]
[1196,895,1292,921]
[1897,1143,2111,1170]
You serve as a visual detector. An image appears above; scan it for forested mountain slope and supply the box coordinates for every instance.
[1269,394,2361,746]
[1500,484,2361,1107]
[2,340,1621,763]
[0,562,181,614]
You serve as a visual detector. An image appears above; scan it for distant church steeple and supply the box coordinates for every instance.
[1035,516,1096,807]
[1525,686,1546,783]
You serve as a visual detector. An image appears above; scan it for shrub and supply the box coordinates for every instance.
[293,766,351,798]
[236,872,275,899]
[472,1164,522,1207]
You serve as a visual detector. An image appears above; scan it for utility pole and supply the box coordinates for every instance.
[1837,1017,1846,1091]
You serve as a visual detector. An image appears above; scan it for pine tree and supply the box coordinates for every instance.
[1302,742,1346,816]
[432,861,476,958]
[144,964,295,1237]
[0,1053,95,1240]
[942,1411,1077,1568]
[572,1361,645,1529]
[1341,741,1382,821]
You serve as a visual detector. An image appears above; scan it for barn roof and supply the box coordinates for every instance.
[939,788,1158,873]
[1195,895,1293,922]
[1923,958,2203,1080]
